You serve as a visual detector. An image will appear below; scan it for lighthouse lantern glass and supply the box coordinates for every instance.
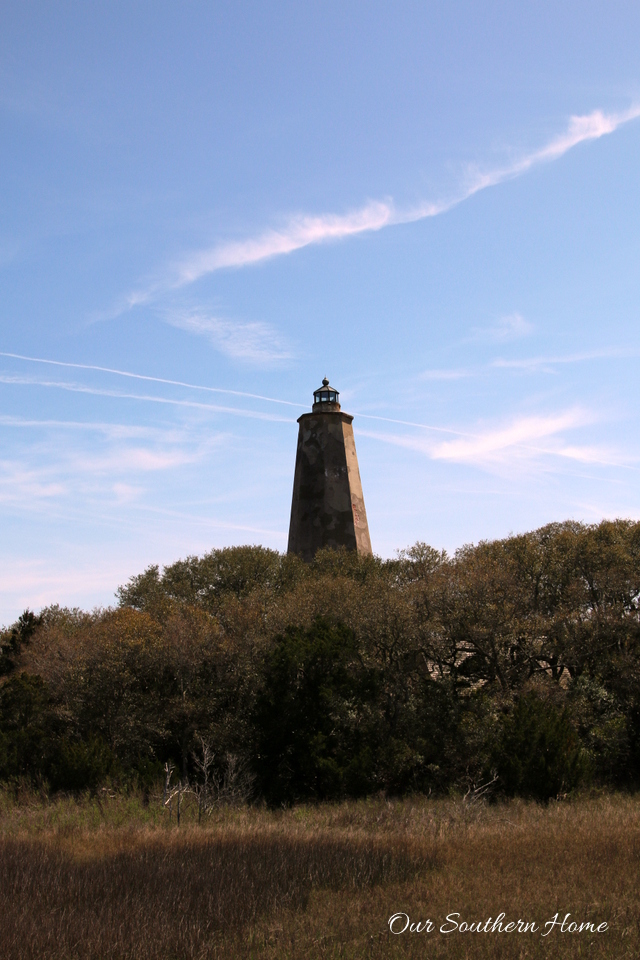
[314,378,339,406]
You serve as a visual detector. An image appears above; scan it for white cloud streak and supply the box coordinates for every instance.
[0,352,304,407]
[476,312,535,342]
[359,408,635,473]
[492,347,637,371]
[0,460,66,503]
[175,201,394,284]
[122,104,640,302]
[166,313,294,364]
[0,416,228,521]
[0,559,130,622]
[414,346,638,383]
[536,444,636,468]
[354,412,467,436]
[71,447,198,475]
[0,415,203,446]
[0,374,295,423]
[419,368,471,381]
[431,410,590,463]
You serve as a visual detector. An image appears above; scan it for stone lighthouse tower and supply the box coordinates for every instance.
[287,378,372,562]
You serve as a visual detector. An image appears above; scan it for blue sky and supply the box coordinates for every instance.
[2,1,640,621]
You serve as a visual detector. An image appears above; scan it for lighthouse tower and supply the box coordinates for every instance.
[287,378,372,562]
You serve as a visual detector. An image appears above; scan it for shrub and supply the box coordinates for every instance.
[252,619,377,804]
[491,692,590,801]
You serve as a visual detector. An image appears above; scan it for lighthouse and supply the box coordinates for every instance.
[287,378,372,562]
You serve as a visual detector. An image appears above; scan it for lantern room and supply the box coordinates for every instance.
[312,377,341,411]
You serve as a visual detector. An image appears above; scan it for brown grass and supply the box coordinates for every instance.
[0,791,638,959]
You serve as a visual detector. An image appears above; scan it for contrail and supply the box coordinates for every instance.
[0,351,491,435]
[0,351,305,408]
[0,373,295,423]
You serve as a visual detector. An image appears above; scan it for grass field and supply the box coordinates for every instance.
[0,789,638,959]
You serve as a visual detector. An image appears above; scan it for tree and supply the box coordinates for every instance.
[0,610,42,676]
[491,692,590,802]
[252,620,376,805]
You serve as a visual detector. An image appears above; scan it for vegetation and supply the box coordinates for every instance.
[0,790,638,958]
[1,520,640,802]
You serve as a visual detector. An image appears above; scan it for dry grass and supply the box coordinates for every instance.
[0,790,638,959]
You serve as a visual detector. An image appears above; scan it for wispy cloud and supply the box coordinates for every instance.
[122,104,640,306]
[450,105,640,198]
[0,426,287,540]
[71,446,199,475]
[0,559,131,622]
[474,312,534,343]
[419,368,471,381]
[492,346,636,372]
[0,436,202,491]
[358,407,632,473]
[546,444,636,467]
[0,419,224,518]
[112,483,144,505]
[0,460,66,504]
[174,201,393,284]
[409,343,635,384]
[431,409,591,463]
[0,414,185,440]
[166,313,294,364]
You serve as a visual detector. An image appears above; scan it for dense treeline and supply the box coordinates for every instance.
[1,519,639,802]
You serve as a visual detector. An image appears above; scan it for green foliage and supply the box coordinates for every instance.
[0,672,116,791]
[491,693,590,801]
[309,546,386,583]
[569,676,630,785]
[49,736,117,793]
[252,620,376,804]
[0,673,59,782]
[116,545,306,614]
[0,610,41,676]
[3,519,640,799]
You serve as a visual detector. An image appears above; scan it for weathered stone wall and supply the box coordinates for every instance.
[287,410,372,562]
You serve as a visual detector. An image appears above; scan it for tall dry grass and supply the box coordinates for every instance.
[0,828,430,959]
[0,790,638,959]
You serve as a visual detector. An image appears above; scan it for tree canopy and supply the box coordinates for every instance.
[2,520,640,802]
